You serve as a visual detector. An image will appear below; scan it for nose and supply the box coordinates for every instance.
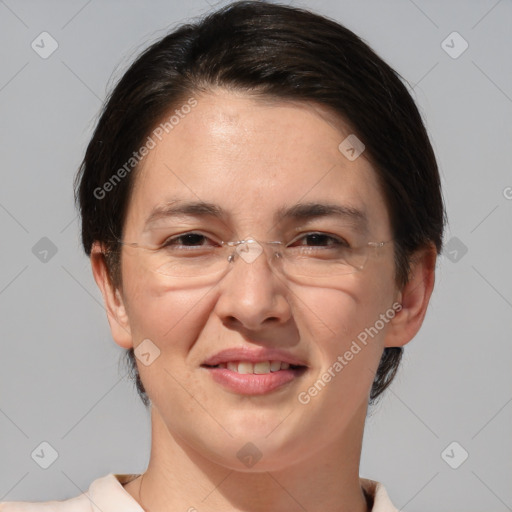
[213,239,292,331]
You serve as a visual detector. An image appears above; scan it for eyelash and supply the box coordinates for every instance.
[159,232,350,250]
[161,233,212,249]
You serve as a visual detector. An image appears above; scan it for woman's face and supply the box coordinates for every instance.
[111,89,402,470]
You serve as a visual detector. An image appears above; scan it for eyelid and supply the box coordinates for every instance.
[160,231,222,248]
[144,218,225,239]
[290,221,360,237]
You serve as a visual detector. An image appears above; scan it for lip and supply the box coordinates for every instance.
[203,366,307,395]
[201,347,308,396]
[202,347,308,367]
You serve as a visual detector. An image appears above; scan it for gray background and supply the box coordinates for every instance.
[0,0,511,510]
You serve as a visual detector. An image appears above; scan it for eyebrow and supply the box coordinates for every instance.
[144,199,368,233]
[144,200,224,228]
[276,202,368,230]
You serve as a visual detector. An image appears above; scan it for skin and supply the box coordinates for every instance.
[91,88,436,512]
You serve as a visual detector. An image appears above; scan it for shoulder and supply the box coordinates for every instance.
[0,474,142,512]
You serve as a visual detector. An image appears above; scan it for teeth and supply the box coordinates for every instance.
[270,360,282,372]
[237,362,253,374]
[254,361,270,374]
[215,360,296,374]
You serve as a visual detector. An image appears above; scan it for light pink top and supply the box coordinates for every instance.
[0,474,398,511]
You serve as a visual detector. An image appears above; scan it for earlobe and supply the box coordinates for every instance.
[384,243,437,348]
[90,242,133,349]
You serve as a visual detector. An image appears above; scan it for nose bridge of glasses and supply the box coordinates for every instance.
[226,238,283,266]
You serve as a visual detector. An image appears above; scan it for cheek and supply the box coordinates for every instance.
[121,278,214,405]
[299,274,397,386]
[299,270,397,341]
[120,249,213,344]
[125,278,210,341]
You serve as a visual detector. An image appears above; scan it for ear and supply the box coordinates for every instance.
[90,241,133,349]
[384,243,437,348]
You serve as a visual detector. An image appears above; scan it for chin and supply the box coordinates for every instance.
[200,429,309,473]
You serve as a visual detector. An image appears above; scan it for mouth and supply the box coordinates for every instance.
[201,360,306,374]
[201,360,308,395]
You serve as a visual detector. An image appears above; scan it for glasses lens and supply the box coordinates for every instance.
[153,248,227,277]
[130,239,380,280]
[283,244,369,277]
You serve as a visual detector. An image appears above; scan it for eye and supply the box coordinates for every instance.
[289,232,350,249]
[160,232,219,250]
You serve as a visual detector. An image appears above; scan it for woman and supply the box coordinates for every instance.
[1,1,445,510]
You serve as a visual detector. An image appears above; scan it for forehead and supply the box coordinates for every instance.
[126,89,391,238]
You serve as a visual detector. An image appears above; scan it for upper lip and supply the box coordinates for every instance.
[202,347,308,367]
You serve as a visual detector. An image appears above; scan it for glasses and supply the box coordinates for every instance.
[115,231,393,285]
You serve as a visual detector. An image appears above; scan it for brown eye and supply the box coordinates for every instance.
[160,232,217,250]
[290,232,350,248]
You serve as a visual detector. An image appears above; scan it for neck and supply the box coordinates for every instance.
[128,405,370,512]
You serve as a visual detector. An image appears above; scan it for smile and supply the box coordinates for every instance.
[203,360,302,374]
[201,362,307,395]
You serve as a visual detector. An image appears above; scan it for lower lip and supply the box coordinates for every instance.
[202,366,306,395]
